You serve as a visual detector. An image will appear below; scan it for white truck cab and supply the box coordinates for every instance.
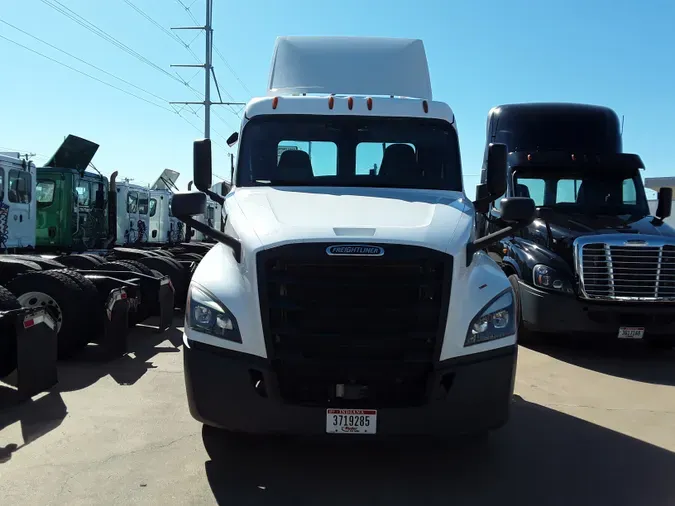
[0,153,36,250]
[172,36,535,439]
[115,179,151,245]
[148,169,183,244]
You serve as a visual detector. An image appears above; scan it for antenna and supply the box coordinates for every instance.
[621,115,625,137]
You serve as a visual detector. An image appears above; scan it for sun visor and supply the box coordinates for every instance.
[267,36,433,100]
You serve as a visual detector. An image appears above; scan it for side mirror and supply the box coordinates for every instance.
[226,132,239,147]
[499,197,536,225]
[171,192,206,217]
[485,143,508,197]
[656,187,672,220]
[466,196,535,266]
[194,139,213,192]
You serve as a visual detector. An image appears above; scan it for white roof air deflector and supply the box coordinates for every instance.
[267,36,433,100]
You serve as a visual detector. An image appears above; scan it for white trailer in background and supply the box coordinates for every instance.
[645,177,675,228]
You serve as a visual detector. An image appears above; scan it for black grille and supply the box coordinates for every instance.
[580,243,675,300]
[256,243,452,407]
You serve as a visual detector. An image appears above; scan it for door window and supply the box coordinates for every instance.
[8,170,32,203]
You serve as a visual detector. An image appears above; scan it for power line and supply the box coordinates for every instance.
[39,0,189,86]
[0,31,226,143]
[0,19,168,104]
[120,0,201,62]
[212,44,252,96]
[0,32,175,113]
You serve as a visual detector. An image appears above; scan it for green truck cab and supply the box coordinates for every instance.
[36,169,109,250]
[34,135,112,252]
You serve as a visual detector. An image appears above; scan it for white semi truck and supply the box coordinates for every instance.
[171,36,535,439]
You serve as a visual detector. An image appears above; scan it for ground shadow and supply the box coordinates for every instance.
[55,315,184,392]
[0,389,67,464]
[202,396,675,506]
[0,315,183,463]
[526,339,675,386]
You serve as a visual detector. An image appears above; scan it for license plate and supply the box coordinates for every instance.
[326,409,377,434]
[618,327,645,339]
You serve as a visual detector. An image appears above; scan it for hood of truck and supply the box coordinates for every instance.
[43,134,99,172]
[519,211,675,270]
[226,186,471,254]
[538,212,675,241]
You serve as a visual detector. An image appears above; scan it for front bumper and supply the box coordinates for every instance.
[183,338,517,437]
[519,280,675,339]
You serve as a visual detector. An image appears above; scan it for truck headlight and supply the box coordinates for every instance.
[186,285,242,343]
[533,264,573,293]
[465,289,515,346]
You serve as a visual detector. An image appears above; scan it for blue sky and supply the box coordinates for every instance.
[1,0,674,198]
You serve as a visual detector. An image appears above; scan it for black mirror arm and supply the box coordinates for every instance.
[180,215,241,262]
[203,189,225,206]
[465,219,530,267]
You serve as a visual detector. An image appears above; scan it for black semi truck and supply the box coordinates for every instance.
[474,102,675,348]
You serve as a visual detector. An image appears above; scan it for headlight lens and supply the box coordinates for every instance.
[465,290,516,346]
[186,285,242,342]
[533,264,573,293]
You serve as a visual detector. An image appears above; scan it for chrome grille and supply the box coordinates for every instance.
[579,241,675,300]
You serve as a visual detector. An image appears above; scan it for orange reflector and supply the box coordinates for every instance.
[328,96,334,109]
[347,97,354,110]
[527,154,532,161]
[367,97,373,110]
[422,100,429,113]
[272,97,278,109]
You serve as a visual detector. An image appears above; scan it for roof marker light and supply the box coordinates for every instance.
[347,97,354,110]
[328,96,334,109]
[422,100,429,113]
[527,154,532,161]
[272,97,278,109]
[571,154,576,161]
[367,97,373,110]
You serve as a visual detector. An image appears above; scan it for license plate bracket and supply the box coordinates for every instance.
[326,409,377,434]
[618,327,645,339]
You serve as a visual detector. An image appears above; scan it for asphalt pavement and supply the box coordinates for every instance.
[1,319,674,506]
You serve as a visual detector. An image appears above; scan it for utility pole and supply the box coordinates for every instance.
[170,0,245,139]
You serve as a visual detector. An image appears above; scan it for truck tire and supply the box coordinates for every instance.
[3,255,65,271]
[0,258,42,285]
[0,285,21,377]
[56,253,105,270]
[58,269,104,341]
[174,252,203,262]
[7,270,98,358]
[136,256,187,305]
[114,260,157,278]
[508,274,535,344]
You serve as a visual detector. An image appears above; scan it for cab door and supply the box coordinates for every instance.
[5,166,36,249]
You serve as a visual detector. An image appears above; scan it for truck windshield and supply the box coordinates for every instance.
[514,169,650,217]
[236,115,463,191]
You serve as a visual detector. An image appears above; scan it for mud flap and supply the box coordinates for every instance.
[157,276,175,333]
[15,308,58,399]
[99,288,131,358]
